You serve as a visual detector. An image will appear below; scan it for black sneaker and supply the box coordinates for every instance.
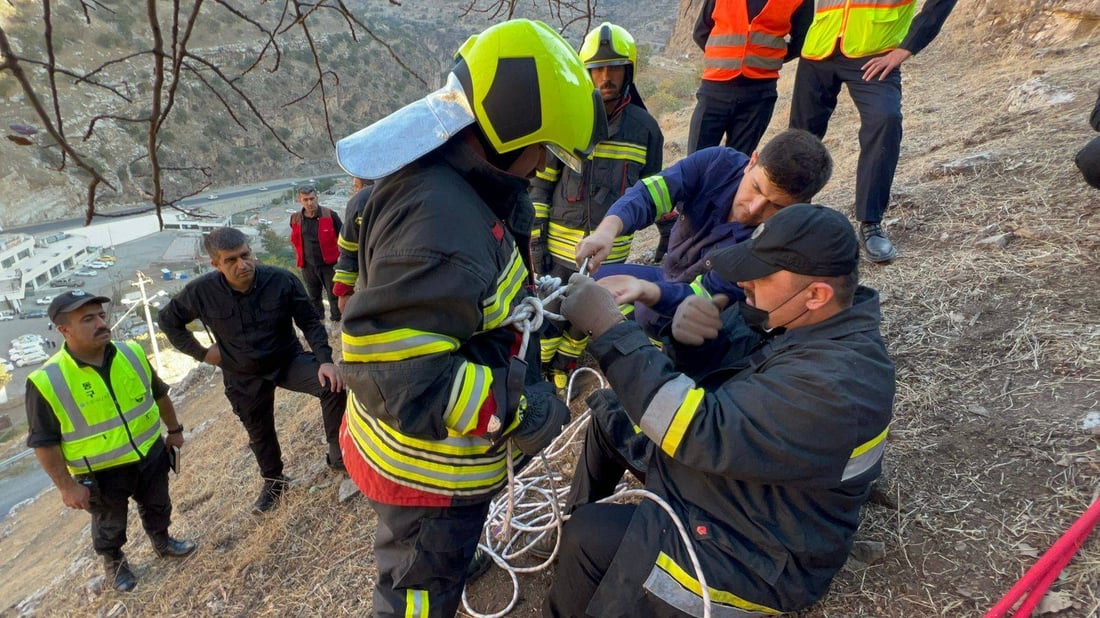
[859,222,898,263]
[465,546,493,582]
[152,535,197,558]
[103,555,137,592]
[253,475,290,514]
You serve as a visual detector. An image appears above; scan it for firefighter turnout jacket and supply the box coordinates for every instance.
[530,99,663,274]
[339,139,545,507]
[332,186,372,298]
[28,342,161,474]
[584,287,894,614]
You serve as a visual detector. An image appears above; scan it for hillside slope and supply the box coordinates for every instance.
[3,2,1100,617]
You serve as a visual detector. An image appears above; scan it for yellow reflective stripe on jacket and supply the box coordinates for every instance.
[689,275,712,299]
[342,328,460,363]
[346,395,511,495]
[639,374,703,456]
[642,175,674,219]
[404,589,428,618]
[591,140,648,165]
[482,248,527,330]
[556,330,588,360]
[443,361,492,435]
[333,269,357,286]
[337,235,358,252]
[533,201,550,220]
[645,552,781,616]
[843,426,889,481]
[540,334,562,363]
[802,0,917,60]
[547,222,633,265]
[535,167,560,183]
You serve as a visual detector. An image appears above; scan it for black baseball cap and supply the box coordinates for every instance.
[706,204,859,282]
[48,290,111,323]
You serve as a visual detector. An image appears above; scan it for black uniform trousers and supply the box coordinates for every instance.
[78,439,172,558]
[688,80,778,155]
[546,390,681,617]
[301,262,342,322]
[368,498,491,618]
[789,51,903,224]
[222,351,347,479]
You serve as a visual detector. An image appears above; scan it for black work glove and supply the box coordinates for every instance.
[511,382,570,456]
[560,273,625,339]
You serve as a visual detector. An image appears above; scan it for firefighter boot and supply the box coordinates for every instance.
[103,553,137,592]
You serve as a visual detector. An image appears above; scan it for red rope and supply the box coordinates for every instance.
[985,497,1100,618]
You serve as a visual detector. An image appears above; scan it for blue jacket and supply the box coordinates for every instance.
[607,146,754,319]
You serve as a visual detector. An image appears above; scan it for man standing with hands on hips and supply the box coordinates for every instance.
[790,0,956,262]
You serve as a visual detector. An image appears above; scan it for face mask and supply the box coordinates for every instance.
[737,283,812,336]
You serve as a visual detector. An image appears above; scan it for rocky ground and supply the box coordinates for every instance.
[2,3,1100,617]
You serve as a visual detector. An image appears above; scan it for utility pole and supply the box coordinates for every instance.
[131,271,162,372]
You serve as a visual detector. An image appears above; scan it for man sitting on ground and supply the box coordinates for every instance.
[548,204,895,616]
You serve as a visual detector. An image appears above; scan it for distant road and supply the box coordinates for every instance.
[6,174,343,237]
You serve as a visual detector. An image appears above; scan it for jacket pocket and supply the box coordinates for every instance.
[683,503,789,587]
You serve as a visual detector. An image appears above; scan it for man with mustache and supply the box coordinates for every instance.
[529,22,664,394]
[25,291,195,592]
[159,227,346,514]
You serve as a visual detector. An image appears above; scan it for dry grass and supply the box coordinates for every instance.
[3,9,1100,618]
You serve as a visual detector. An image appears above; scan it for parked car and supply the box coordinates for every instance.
[88,261,111,269]
[12,335,46,345]
[0,358,14,372]
[98,255,117,263]
[35,295,54,306]
[258,218,272,225]
[20,309,48,319]
[50,277,84,288]
[15,352,49,367]
[0,311,14,321]
[285,208,297,214]
[74,269,98,277]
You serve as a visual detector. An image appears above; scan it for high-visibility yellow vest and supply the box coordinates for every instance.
[801,0,917,60]
[29,342,161,474]
[702,0,804,81]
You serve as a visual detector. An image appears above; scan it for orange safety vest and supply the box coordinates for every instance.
[702,0,805,81]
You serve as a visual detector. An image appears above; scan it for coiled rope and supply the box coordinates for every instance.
[462,275,713,618]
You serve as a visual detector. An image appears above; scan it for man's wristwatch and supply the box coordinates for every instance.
[167,424,184,435]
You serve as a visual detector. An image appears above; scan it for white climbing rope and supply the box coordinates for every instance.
[462,273,713,618]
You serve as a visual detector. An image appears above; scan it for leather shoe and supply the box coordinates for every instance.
[153,536,197,558]
[103,555,137,592]
[253,475,290,514]
[859,222,898,263]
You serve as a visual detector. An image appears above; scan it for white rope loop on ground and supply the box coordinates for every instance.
[463,275,712,618]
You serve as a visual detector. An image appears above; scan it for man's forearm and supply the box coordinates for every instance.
[156,396,181,429]
[34,446,79,490]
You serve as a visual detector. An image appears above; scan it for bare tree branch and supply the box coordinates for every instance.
[0,0,596,228]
